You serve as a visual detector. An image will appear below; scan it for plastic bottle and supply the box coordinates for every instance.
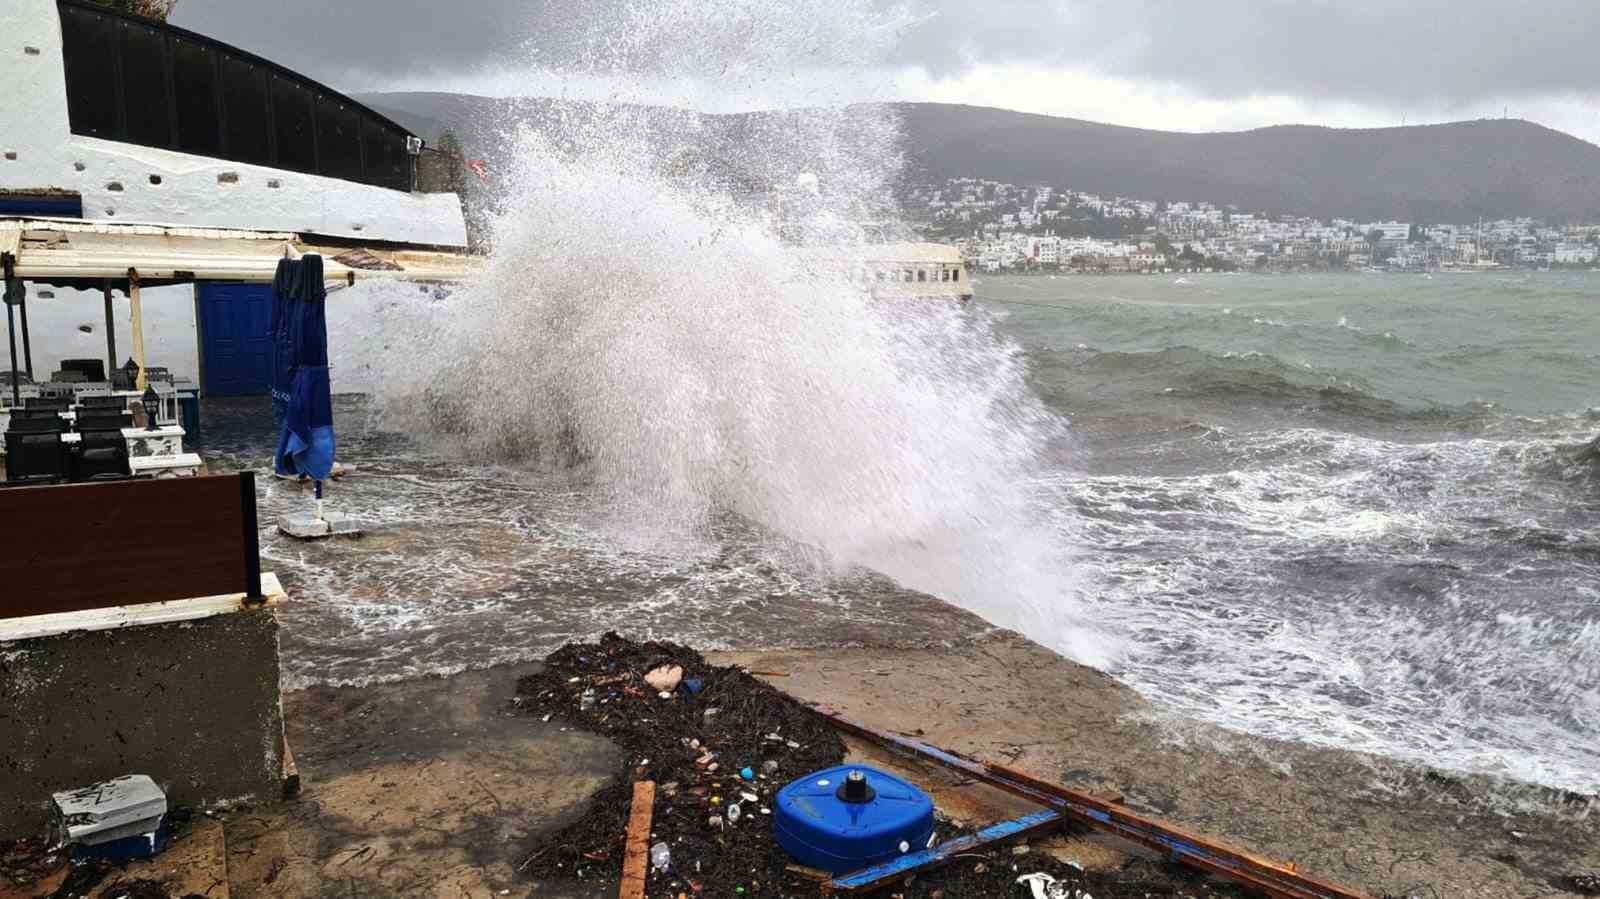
[650,841,671,872]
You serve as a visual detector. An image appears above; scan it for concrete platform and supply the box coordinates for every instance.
[224,665,622,899]
[710,634,1600,899]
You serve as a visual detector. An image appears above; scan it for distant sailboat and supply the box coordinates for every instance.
[1466,219,1502,271]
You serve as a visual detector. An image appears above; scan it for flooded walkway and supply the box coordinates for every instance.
[197,396,992,689]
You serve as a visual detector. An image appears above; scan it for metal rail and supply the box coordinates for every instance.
[827,810,1063,893]
[809,704,1371,899]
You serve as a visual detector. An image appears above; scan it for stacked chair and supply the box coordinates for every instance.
[74,406,133,480]
[4,409,71,484]
[2,398,134,485]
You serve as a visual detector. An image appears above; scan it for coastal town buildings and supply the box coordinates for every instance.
[904,178,1600,273]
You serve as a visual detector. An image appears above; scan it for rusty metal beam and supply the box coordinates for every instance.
[810,704,1371,899]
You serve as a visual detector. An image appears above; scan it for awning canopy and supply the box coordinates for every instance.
[0,216,479,285]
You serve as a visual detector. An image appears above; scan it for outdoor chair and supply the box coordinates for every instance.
[9,407,64,425]
[78,395,128,410]
[73,427,130,481]
[24,396,69,412]
[5,431,69,484]
[75,411,133,432]
[8,414,69,433]
[59,359,107,382]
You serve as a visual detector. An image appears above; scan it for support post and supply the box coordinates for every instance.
[5,292,17,407]
[3,255,16,405]
[240,471,263,604]
[129,268,146,391]
[103,279,117,378]
[17,283,31,381]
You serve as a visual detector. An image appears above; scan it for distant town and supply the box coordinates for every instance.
[905,177,1600,273]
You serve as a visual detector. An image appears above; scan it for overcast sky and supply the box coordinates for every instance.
[172,0,1600,144]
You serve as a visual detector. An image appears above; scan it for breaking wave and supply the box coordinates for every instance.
[355,0,1108,664]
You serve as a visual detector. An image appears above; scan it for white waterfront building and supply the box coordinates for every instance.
[1,0,467,246]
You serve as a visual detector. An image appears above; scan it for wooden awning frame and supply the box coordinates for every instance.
[1,216,480,286]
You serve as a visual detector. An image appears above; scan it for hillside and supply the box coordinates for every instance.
[357,93,1600,223]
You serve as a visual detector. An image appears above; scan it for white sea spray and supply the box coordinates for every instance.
[354,0,1110,666]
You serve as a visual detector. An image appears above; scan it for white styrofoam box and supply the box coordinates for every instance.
[51,774,167,846]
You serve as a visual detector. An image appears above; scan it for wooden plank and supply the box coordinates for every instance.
[619,780,656,899]
[0,573,283,642]
[830,810,1063,893]
[0,474,254,620]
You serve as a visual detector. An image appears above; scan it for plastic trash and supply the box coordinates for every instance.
[1016,872,1090,899]
[683,677,704,695]
[727,802,742,823]
[740,767,754,780]
[762,760,779,774]
[645,665,683,692]
[579,688,596,711]
[650,841,671,872]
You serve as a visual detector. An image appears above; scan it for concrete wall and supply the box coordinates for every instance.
[0,0,468,248]
[0,609,286,840]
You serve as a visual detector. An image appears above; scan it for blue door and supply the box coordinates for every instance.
[198,282,273,396]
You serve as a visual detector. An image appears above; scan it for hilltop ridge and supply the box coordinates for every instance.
[356,93,1600,223]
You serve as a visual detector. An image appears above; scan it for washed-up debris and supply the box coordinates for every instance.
[513,635,1265,898]
[1570,871,1600,895]
[1017,872,1093,899]
[645,665,685,692]
[514,634,845,895]
[51,775,166,853]
[1,808,196,899]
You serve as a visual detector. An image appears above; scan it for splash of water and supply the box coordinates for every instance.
[359,0,1110,664]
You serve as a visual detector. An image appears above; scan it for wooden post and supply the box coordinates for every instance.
[618,780,656,899]
[129,268,146,391]
[103,279,118,377]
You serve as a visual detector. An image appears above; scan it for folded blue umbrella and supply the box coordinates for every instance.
[271,255,335,482]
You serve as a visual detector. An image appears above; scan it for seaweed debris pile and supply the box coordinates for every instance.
[0,835,183,899]
[514,633,846,895]
[513,635,1262,898]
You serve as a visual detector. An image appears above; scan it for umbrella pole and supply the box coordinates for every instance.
[128,268,147,392]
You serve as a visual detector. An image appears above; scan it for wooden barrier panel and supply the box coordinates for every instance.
[0,472,260,620]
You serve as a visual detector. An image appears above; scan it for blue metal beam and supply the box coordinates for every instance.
[809,703,1370,899]
[829,810,1063,893]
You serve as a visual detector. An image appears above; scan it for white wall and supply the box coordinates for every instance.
[13,282,197,383]
[0,0,467,248]
[13,278,414,395]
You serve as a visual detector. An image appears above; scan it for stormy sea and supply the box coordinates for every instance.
[193,269,1600,803]
[185,0,1597,803]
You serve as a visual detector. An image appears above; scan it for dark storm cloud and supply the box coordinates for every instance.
[891,0,1600,105]
[173,0,1600,105]
[169,0,591,89]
